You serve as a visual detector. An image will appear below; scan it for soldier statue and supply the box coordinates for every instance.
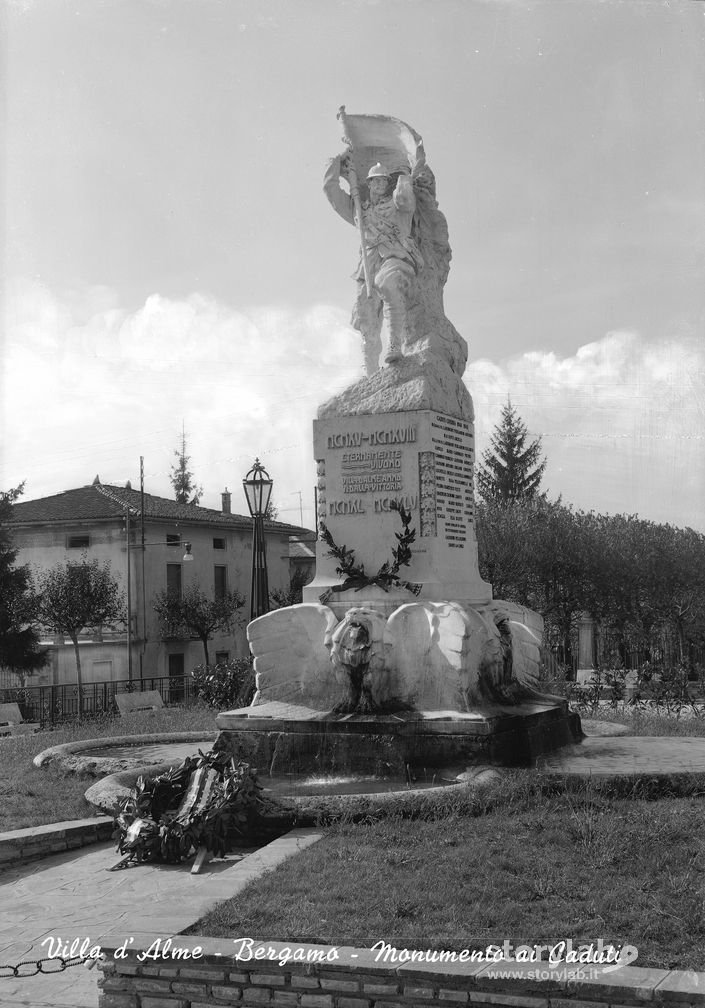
[324,141,427,375]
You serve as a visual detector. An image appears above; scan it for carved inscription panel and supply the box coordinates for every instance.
[429,413,475,549]
[314,410,475,550]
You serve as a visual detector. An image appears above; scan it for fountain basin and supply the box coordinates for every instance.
[33,731,218,776]
[84,762,462,822]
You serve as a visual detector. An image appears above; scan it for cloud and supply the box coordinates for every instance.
[3,280,703,532]
[1,280,363,526]
[467,327,705,529]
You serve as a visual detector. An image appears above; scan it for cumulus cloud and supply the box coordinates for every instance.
[2,280,363,526]
[467,327,705,529]
[3,279,703,531]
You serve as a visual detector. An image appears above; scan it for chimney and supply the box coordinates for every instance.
[221,487,231,515]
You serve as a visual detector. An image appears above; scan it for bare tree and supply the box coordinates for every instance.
[153,584,245,668]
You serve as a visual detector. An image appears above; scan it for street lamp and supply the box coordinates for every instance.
[243,458,273,621]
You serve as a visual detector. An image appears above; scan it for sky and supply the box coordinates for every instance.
[2,0,704,532]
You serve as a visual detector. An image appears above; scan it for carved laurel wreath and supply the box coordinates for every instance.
[319,500,422,600]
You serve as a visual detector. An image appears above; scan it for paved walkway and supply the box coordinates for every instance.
[540,735,705,774]
[0,829,323,1008]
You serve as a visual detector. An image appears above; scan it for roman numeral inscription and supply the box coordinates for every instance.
[315,410,474,551]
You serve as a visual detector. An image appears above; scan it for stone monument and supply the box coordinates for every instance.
[216,111,581,776]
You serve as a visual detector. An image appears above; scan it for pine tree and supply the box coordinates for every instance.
[0,484,47,678]
[169,425,203,505]
[476,401,547,504]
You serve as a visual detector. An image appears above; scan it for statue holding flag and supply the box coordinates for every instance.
[324,108,468,382]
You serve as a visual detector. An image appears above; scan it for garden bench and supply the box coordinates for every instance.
[114,690,164,716]
[0,702,40,737]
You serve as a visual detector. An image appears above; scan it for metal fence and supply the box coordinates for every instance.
[0,675,197,730]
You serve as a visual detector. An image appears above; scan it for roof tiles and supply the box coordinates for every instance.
[8,483,312,537]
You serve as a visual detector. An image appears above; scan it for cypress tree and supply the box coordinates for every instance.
[169,424,203,505]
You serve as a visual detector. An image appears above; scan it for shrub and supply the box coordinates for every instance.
[191,657,255,710]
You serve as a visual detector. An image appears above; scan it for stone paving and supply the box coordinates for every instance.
[0,828,323,1008]
[579,718,632,737]
[539,734,705,774]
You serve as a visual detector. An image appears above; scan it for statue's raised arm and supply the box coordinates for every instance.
[324,109,467,382]
[323,150,355,226]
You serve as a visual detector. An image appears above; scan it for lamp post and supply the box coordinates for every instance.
[243,458,273,621]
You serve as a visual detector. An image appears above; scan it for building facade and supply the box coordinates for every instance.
[6,480,314,691]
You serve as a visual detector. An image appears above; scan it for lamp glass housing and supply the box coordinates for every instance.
[243,459,273,518]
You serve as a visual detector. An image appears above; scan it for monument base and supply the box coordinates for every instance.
[215,701,583,774]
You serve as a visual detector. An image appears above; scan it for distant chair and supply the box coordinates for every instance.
[114,690,165,716]
[0,702,40,737]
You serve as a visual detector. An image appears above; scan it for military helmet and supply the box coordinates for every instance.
[366,162,390,180]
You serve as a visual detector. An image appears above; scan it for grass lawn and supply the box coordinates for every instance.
[188,707,705,972]
[192,775,705,971]
[1,706,219,831]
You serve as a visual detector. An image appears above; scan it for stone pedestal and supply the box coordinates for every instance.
[215,701,583,772]
[304,407,491,610]
[216,376,582,765]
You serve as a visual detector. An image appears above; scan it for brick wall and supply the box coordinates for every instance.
[97,937,704,1008]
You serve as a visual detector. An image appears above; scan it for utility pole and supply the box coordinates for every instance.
[140,456,146,684]
[125,504,133,683]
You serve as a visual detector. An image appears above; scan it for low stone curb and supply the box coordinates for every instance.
[0,815,114,871]
[33,730,219,774]
[95,937,705,1008]
[84,763,477,821]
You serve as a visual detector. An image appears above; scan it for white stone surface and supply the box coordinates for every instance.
[247,596,548,714]
[317,349,473,420]
[305,407,492,611]
[498,612,543,692]
[383,601,473,710]
[323,120,467,382]
[247,603,338,707]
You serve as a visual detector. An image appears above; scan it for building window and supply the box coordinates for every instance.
[213,537,226,550]
[166,534,181,545]
[67,534,90,549]
[168,653,185,702]
[215,651,230,665]
[214,565,227,600]
[166,563,182,598]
